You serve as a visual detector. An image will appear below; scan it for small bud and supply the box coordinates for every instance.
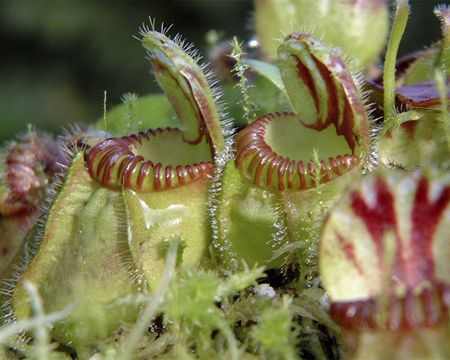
[0,132,63,216]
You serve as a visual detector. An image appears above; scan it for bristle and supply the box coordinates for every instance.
[111,194,143,285]
[268,198,289,251]
[207,138,237,273]
[160,21,174,36]
[365,115,383,172]
[204,64,236,141]
[351,69,379,171]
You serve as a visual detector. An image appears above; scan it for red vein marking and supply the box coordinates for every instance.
[335,231,365,276]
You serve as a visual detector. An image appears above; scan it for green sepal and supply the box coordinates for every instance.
[124,178,211,290]
[12,154,140,351]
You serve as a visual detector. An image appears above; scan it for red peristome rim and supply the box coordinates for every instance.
[330,283,450,331]
[235,112,359,190]
[86,128,214,192]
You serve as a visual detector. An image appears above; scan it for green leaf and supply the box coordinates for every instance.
[94,94,178,136]
[245,59,286,94]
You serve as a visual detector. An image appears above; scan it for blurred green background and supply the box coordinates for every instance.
[0,0,444,142]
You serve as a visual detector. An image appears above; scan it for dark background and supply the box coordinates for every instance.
[0,0,445,142]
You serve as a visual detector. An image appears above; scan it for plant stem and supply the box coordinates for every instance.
[435,70,450,152]
[383,0,410,127]
[231,37,257,124]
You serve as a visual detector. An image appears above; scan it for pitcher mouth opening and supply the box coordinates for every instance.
[235,112,359,190]
[86,127,214,192]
